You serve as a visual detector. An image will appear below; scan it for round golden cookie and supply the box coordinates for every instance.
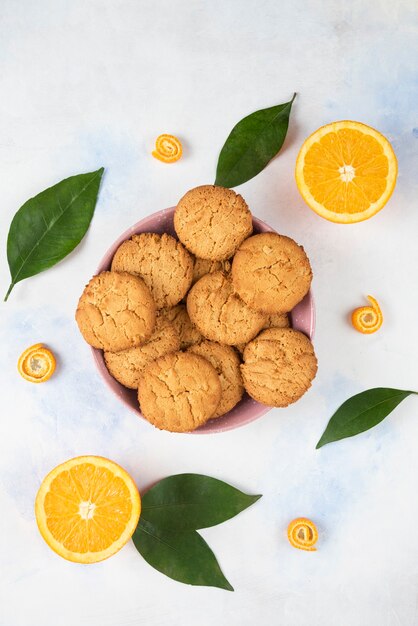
[104,322,180,389]
[157,304,202,349]
[192,257,231,285]
[75,271,156,352]
[188,341,244,418]
[235,314,289,354]
[137,352,222,432]
[241,328,317,407]
[174,185,253,261]
[232,232,312,314]
[187,271,267,345]
[111,232,193,309]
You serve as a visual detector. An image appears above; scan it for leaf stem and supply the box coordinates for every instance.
[4,283,14,302]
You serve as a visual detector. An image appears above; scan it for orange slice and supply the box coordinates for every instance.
[287,517,318,551]
[351,295,383,334]
[18,343,56,383]
[35,456,141,563]
[295,121,397,223]
[152,134,182,163]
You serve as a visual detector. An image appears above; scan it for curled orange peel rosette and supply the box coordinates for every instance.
[152,134,182,163]
[351,295,383,334]
[287,517,318,551]
[18,343,56,383]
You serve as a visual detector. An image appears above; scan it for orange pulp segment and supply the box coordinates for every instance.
[18,343,56,383]
[351,295,383,334]
[287,517,318,551]
[152,134,182,163]
[35,456,141,563]
[295,121,397,223]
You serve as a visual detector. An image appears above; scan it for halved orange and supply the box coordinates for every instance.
[35,456,141,563]
[295,121,397,223]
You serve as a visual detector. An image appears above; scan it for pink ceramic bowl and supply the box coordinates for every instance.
[92,207,315,434]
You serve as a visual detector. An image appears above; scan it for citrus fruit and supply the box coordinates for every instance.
[351,295,383,334]
[287,517,318,551]
[152,134,182,163]
[18,343,56,383]
[35,456,141,563]
[295,121,397,223]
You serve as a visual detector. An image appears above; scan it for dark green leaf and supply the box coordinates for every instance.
[316,388,416,448]
[133,518,233,591]
[215,94,296,187]
[141,473,261,530]
[5,168,104,300]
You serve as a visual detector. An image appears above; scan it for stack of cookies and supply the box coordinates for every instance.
[76,185,318,433]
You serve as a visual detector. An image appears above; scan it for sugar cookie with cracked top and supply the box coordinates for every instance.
[192,256,231,285]
[241,328,317,407]
[76,271,156,352]
[111,232,193,309]
[157,304,202,349]
[188,341,244,418]
[104,321,180,389]
[187,271,267,345]
[174,185,253,261]
[232,232,312,314]
[137,351,222,432]
[235,313,289,354]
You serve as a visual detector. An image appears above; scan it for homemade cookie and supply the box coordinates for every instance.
[174,185,253,260]
[192,257,231,285]
[76,271,156,352]
[187,271,267,345]
[137,352,222,432]
[188,341,244,418]
[263,312,290,330]
[111,232,193,309]
[232,232,312,314]
[104,321,180,389]
[241,328,317,407]
[235,313,289,354]
[157,304,202,349]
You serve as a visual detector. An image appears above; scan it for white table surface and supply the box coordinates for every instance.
[1,1,418,625]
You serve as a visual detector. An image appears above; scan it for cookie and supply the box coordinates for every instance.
[232,232,312,314]
[262,312,290,330]
[192,256,231,285]
[76,271,156,352]
[241,328,317,407]
[111,232,193,309]
[104,321,180,389]
[235,313,289,354]
[157,304,202,349]
[187,271,267,345]
[137,352,222,432]
[188,341,244,418]
[174,185,253,261]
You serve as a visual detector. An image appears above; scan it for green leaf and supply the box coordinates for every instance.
[141,473,261,530]
[5,168,104,300]
[316,388,416,448]
[215,94,296,187]
[133,518,233,591]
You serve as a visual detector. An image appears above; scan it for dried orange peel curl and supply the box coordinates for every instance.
[351,295,383,334]
[287,517,318,551]
[18,343,56,383]
[152,134,183,163]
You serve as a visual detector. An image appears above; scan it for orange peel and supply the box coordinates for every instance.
[287,517,318,551]
[152,134,182,163]
[351,295,383,334]
[18,343,56,383]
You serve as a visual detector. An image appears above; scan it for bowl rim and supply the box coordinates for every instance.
[91,207,316,434]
